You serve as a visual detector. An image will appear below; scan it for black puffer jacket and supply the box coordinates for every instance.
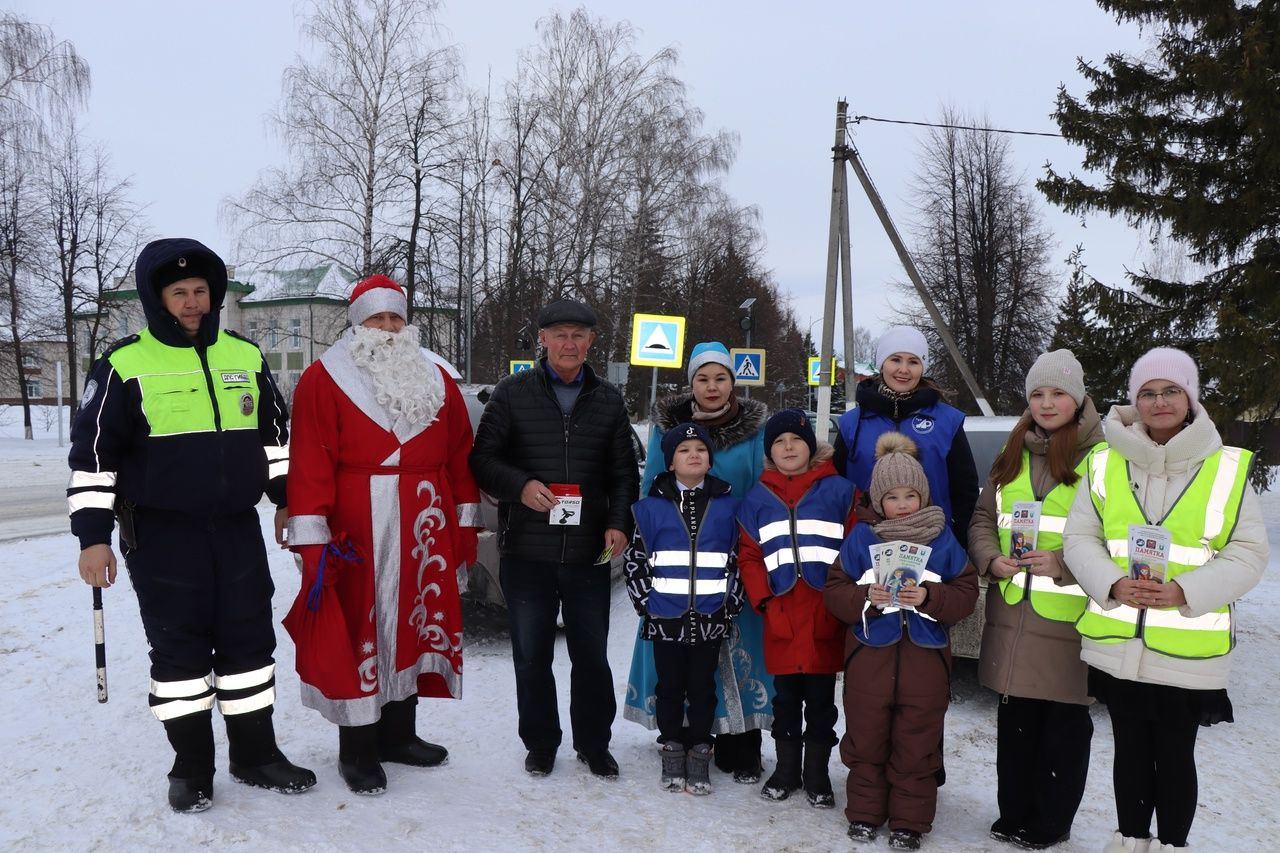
[469,359,638,564]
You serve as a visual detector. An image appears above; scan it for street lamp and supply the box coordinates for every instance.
[739,297,756,399]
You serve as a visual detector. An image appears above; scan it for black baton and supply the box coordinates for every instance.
[93,586,108,703]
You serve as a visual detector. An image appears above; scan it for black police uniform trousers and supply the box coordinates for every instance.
[125,507,277,727]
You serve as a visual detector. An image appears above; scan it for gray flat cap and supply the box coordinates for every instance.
[537,298,597,328]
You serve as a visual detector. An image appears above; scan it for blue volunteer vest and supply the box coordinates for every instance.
[738,476,855,595]
[838,523,969,648]
[838,403,965,524]
[632,493,741,618]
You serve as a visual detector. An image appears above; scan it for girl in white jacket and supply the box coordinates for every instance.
[1063,348,1269,852]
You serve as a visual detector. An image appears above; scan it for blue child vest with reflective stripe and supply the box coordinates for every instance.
[738,476,855,595]
[838,523,969,648]
[1075,443,1252,659]
[839,403,965,524]
[633,494,740,618]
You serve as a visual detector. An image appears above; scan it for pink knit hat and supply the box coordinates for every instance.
[1128,347,1199,409]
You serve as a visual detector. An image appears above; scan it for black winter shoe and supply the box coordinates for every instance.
[167,775,214,813]
[760,739,802,801]
[338,724,386,795]
[376,696,449,767]
[888,829,922,851]
[525,747,556,776]
[230,759,317,794]
[990,818,1021,844]
[847,822,879,844]
[576,748,620,779]
[1011,829,1070,850]
[802,742,834,808]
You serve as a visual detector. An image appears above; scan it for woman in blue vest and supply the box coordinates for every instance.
[623,341,773,783]
[1064,348,1269,853]
[834,326,978,547]
[967,350,1103,850]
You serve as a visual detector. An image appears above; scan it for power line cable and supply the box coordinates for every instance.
[851,114,1064,139]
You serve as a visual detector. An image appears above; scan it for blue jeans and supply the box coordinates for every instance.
[499,557,616,752]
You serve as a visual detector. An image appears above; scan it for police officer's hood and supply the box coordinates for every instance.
[135,237,229,348]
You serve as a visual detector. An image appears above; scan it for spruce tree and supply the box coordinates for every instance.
[1039,0,1280,482]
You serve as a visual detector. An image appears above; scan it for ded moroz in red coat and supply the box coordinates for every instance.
[284,334,481,726]
[737,447,859,675]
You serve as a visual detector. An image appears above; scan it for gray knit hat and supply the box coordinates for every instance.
[868,432,931,514]
[1024,349,1086,407]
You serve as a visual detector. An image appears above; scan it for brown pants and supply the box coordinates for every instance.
[840,641,951,833]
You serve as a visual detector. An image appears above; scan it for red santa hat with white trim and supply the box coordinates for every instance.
[348,274,407,326]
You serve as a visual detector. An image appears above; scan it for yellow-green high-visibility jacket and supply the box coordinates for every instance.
[1074,443,1253,659]
[994,450,1090,623]
[67,327,289,549]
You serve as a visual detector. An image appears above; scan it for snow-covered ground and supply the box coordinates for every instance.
[1,431,1276,852]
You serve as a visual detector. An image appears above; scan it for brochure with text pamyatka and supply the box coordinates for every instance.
[871,541,931,609]
[1010,501,1042,567]
[1128,524,1171,583]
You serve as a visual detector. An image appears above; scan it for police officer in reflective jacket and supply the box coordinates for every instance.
[68,238,316,812]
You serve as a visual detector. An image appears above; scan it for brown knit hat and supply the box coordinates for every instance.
[869,432,931,514]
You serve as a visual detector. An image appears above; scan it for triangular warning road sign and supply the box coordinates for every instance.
[642,324,672,351]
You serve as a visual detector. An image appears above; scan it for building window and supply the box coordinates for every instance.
[25,379,41,398]
[117,313,129,340]
[287,351,304,371]
[268,326,278,349]
[21,349,40,370]
[247,320,259,343]
[289,318,302,350]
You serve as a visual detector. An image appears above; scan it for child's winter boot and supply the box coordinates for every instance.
[659,742,685,792]
[685,743,713,795]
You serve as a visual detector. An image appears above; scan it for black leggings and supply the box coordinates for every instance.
[1108,700,1200,847]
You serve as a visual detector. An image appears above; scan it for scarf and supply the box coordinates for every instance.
[690,394,740,430]
[872,504,946,546]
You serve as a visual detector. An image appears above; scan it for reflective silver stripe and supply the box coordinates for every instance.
[150,674,213,699]
[287,514,332,546]
[1090,448,1110,502]
[1084,597,1140,624]
[264,446,289,462]
[997,513,1066,534]
[68,491,116,513]
[151,695,215,721]
[69,471,117,489]
[856,568,877,584]
[214,664,274,691]
[651,577,729,596]
[651,550,730,569]
[757,520,793,543]
[1203,447,1242,541]
[218,686,276,716]
[456,502,483,527]
[920,570,943,584]
[764,545,840,571]
[268,458,290,478]
[1144,608,1230,632]
[1106,539,1212,567]
[1027,574,1084,597]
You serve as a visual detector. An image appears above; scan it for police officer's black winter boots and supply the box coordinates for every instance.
[376,696,448,767]
[225,707,317,795]
[164,711,216,813]
[339,723,387,795]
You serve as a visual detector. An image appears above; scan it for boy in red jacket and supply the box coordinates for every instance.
[737,409,859,807]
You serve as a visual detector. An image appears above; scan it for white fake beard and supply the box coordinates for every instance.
[350,324,445,428]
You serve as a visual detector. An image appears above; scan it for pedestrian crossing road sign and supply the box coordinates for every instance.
[509,360,535,374]
[807,357,838,386]
[730,348,766,386]
[629,313,686,367]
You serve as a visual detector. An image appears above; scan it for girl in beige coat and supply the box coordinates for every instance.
[969,350,1102,850]
[1063,348,1268,852]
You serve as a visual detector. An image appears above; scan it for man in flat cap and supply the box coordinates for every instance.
[68,237,315,812]
[470,297,638,779]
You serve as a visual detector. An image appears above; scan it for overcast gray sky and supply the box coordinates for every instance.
[16,0,1151,348]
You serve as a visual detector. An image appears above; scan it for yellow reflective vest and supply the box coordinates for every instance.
[994,450,1090,623]
[1074,443,1253,659]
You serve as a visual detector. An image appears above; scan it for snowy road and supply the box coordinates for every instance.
[1,433,1276,852]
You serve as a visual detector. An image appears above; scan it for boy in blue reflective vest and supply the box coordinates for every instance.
[824,432,977,851]
[625,422,743,795]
